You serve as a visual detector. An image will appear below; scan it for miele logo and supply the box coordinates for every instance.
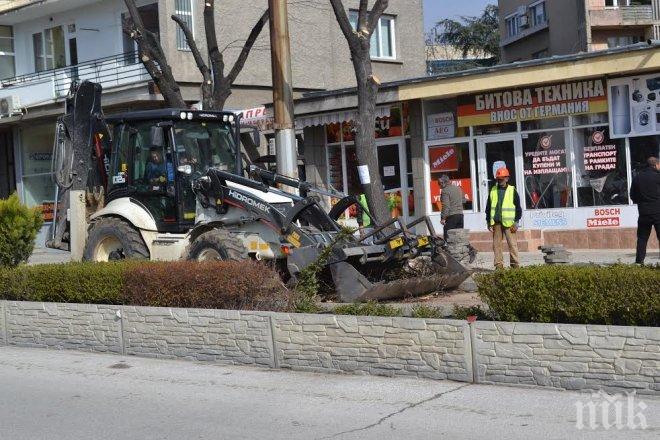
[228,190,270,213]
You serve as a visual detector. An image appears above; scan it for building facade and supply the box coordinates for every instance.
[295,44,660,250]
[499,0,660,63]
[0,0,425,228]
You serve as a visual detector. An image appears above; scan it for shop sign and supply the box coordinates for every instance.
[429,145,459,172]
[529,210,569,228]
[608,73,660,138]
[457,79,607,127]
[427,112,455,140]
[583,130,617,172]
[430,178,472,208]
[29,152,52,161]
[587,208,620,228]
[523,134,568,176]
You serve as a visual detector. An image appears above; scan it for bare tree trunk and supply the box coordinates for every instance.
[125,0,268,111]
[329,0,391,225]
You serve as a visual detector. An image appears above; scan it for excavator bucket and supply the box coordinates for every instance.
[288,214,471,303]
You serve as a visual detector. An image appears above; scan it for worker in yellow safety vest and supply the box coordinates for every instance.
[485,167,522,269]
[357,194,372,228]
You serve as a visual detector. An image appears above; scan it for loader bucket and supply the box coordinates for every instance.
[328,251,470,303]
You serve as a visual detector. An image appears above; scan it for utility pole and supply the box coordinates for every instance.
[268,0,298,182]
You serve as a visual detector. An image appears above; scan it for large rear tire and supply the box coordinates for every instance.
[83,217,150,262]
[185,229,249,261]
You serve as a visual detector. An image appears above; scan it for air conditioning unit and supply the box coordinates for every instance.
[519,14,530,28]
[0,95,21,116]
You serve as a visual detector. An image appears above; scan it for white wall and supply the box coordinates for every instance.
[11,0,125,76]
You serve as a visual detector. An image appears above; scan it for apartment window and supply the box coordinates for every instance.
[605,0,632,6]
[530,1,547,26]
[348,11,396,59]
[607,35,642,48]
[174,0,193,51]
[505,15,520,38]
[32,26,65,72]
[0,26,14,79]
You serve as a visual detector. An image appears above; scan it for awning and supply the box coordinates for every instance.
[295,106,391,129]
[234,105,391,131]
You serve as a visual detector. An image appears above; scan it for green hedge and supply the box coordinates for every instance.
[0,260,291,312]
[475,265,660,326]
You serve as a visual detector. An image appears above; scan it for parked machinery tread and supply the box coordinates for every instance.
[83,217,150,261]
[184,229,250,261]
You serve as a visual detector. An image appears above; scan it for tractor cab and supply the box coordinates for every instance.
[105,110,243,233]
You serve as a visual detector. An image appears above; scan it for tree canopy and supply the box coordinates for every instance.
[431,4,500,61]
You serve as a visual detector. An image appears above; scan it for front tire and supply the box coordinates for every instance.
[185,229,249,261]
[83,217,150,262]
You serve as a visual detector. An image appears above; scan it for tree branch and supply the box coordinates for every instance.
[204,0,226,107]
[171,14,213,109]
[366,0,389,37]
[329,0,358,48]
[226,9,269,84]
[357,0,368,30]
[123,0,185,108]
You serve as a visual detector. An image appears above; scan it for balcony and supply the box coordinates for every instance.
[501,20,550,47]
[589,5,655,28]
[0,51,150,109]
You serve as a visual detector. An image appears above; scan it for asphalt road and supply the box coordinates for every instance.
[0,346,658,440]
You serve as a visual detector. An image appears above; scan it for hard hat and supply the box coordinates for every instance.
[495,167,510,179]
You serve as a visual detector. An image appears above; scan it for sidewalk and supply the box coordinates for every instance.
[470,249,658,270]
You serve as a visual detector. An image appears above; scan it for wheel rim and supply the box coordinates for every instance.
[197,248,223,261]
[94,236,124,262]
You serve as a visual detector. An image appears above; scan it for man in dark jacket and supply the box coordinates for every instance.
[630,156,660,264]
[485,168,523,269]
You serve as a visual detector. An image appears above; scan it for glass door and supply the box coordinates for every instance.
[477,135,521,212]
[376,139,409,220]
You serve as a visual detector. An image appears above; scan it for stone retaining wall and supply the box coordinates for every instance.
[0,300,657,394]
[475,322,660,393]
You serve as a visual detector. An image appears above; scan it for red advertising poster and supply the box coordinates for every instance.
[430,178,472,212]
[429,146,459,172]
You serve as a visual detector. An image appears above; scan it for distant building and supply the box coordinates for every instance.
[426,44,494,75]
[499,0,660,63]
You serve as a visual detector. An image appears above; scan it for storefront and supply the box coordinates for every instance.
[296,45,660,249]
[420,77,659,233]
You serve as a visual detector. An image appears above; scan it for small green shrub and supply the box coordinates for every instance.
[122,260,290,311]
[475,264,660,326]
[410,304,445,319]
[333,301,402,317]
[452,304,494,321]
[0,262,127,304]
[0,193,43,268]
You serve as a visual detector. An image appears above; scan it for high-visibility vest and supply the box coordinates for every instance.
[489,185,516,227]
[358,194,371,227]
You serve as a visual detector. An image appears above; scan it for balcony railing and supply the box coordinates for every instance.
[589,4,655,27]
[0,51,149,107]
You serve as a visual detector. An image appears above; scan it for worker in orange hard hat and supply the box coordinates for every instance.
[485,167,522,269]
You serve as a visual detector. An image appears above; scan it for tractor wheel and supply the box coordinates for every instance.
[185,229,249,261]
[83,217,150,262]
